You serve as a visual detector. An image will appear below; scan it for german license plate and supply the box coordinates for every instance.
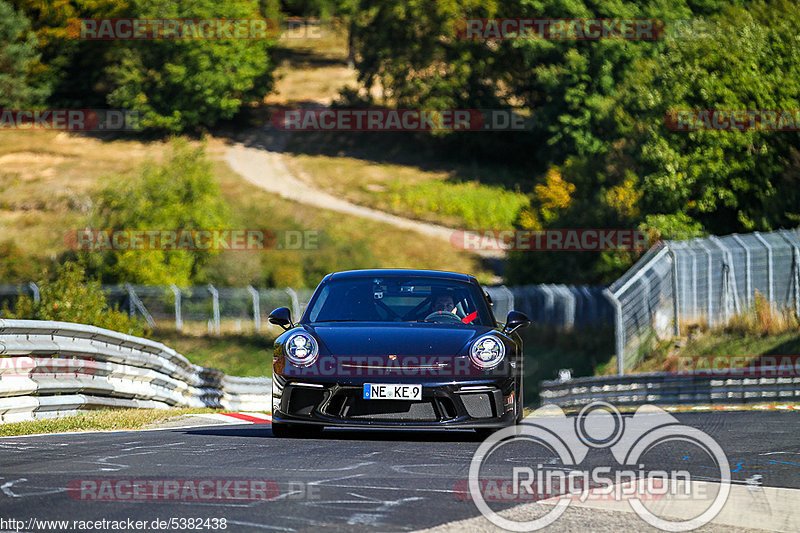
[363,384,422,400]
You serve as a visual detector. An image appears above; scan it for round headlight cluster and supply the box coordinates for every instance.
[469,335,505,369]
[284,332,319,366]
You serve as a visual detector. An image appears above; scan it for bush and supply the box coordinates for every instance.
[4,262,148,336]
[105,0,275,132]
[84,140,230,286]
[0,0,50,106]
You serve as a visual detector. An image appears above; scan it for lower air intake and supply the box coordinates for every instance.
[461,393,494,418]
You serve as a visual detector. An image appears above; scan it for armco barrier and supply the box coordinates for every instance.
[0,319,271,423]
[540,372,800,408]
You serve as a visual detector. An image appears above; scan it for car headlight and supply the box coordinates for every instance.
[469,334,505,369]
[284,332,319,366]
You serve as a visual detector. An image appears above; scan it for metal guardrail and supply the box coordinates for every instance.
[540,372,800,408]
[0,319,271,423]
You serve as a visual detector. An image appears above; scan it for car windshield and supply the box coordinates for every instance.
[304,276,494,326]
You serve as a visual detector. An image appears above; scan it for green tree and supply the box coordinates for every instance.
[618,0,800,234]
[8,0,127,106]
[85,140,230,286]
[105,0,275,132]
[5,262,147,336]
[0,0,50,106]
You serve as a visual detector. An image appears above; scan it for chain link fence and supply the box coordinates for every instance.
[606,228,800,374]
[2,281,612,334]
[485,285,612,327]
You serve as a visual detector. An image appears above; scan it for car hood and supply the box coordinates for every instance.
[306,322,494,357]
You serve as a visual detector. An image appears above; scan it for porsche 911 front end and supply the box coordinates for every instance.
[268,269,530,438]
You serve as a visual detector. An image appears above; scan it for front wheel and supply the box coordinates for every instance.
[271,422,323,439]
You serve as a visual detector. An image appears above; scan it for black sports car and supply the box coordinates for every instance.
[268,269,530,438]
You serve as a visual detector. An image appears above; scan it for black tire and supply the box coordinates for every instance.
[515,374,525,424]
[271,422,324,439]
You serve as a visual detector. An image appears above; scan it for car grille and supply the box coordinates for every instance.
[323,390,439,422]
[342,399,438,421]
[461,393,494,418]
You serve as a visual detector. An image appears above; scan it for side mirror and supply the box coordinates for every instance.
[268,307,293,330]
[503,311,530,335]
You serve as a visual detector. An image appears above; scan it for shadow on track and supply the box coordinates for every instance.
[181,425,485,443]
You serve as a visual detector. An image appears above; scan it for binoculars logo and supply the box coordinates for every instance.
[469,402,731,531]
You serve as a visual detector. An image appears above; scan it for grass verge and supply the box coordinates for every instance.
[0,408,224,437]
[630,331,800,374]
[150,330,274,377]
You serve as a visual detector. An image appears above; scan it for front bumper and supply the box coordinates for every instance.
[272,375,517,429]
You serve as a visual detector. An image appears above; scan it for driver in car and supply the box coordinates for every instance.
[432,293,456,314]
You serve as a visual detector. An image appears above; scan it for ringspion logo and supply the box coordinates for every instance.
[469,402,730,531]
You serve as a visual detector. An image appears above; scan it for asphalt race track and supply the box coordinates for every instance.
[0,411,798,532]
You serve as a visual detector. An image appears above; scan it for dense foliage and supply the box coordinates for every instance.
[345,0,800,284]
[6,0,800,284]
[0,1,49,106]
[4,262,147,336]
[10,0,277,132]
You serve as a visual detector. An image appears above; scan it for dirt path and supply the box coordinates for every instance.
[224,129,504,260]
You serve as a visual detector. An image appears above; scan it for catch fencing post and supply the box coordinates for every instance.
[778,230,800,316]
[731,234,752,308]
[603,288,625,375]
[689,246,698,317]
[169,284,182,332]
[28,282,39,304]
[247,286,261,331]
[207,284,220,335]
[540,285,555,324]
[710,236,741,322]
[554,285,575,328]
[754,232,774,306]
[285,287,301,321]
[666,243,680,336]
[580,286,596,323]
[499,285,514,317]
[698,241,714,326]
[124,283,156,328]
